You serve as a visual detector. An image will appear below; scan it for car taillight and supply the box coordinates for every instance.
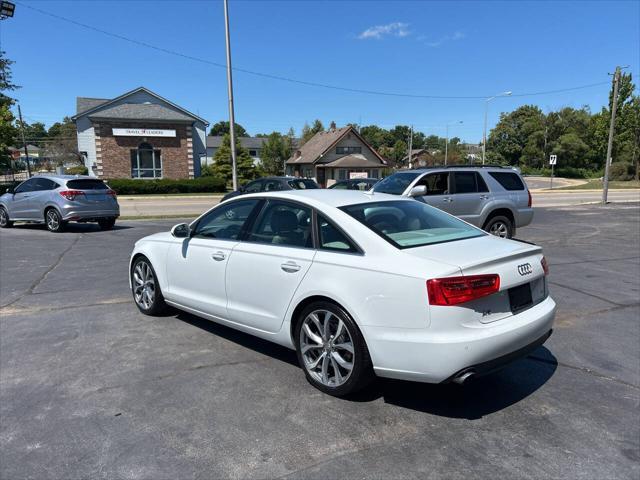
[427,274,500,306]
[106,189,117,198]
[527,189,532,207]
[541,257,549,276]
[59,190,85,201]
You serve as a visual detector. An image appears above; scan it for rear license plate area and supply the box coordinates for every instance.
[509,283,533,314]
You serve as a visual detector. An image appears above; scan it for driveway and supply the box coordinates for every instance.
[1,204,639,479]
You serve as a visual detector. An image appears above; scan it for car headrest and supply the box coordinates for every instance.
[271,210,298,233]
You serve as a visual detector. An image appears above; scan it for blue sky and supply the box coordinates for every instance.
[2,0,639,142]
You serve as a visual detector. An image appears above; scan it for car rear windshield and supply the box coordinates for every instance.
[66,179,108,190]
[288,179,319,189]
[340,200,484,248]
[488,172,525,191]
[372,172,421,195]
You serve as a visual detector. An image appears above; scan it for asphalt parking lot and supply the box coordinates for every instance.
[1,204,639,479]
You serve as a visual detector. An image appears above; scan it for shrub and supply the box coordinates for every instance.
[105,177,228,195]
[65,166,89,175]
[608,162,634,181]
[554,167,591,179]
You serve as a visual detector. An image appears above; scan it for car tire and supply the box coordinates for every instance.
[45,208,65,233]
[294,301,374,397]
[131,256,168,316]
[98,218,116,230]
[0,206,13,228]
[484,215,514,239]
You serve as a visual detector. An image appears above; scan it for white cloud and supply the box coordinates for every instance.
[425,31,466,47]
[358,22,411,40]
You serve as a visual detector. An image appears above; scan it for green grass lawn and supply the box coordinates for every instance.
[558,179,640,190]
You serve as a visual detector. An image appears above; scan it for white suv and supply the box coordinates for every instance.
[372,167,533,238]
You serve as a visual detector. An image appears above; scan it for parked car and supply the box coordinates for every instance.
[371,166,533,238]
[0,175,119,232]
[130,189,555,396]
[328,178,379,191]
[221,176,319,202]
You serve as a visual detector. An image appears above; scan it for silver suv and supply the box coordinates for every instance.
[372,166,532,238]
[0,174,120,232]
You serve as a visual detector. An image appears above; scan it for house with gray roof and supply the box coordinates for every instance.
[72,87,209,179]
[285,126,388,187]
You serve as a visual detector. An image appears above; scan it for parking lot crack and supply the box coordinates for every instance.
[0,234,82,309]
[548,280,628,307]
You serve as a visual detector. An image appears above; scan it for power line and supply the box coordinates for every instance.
[17,1,611,100]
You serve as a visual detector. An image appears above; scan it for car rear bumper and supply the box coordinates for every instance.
[365,296,556,383]
[61,205,120,221]
[516,207,534,228]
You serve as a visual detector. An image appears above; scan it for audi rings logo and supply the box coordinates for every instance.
[517,263,533,276]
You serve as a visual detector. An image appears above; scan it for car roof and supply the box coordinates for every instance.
[410,166,519,173]
[239,188,406,208]
[31,174,100,181]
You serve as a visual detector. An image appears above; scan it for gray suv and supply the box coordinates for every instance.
[372,166,532,238]
[0,174,120,232]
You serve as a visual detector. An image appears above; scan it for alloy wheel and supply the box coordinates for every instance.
[489,221,509,238]
[0,208,7,227]
[133,261,156,310]
[46,210,60,231]
[300,309,354,387]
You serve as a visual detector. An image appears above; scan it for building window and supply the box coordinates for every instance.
[249,149,258,157]
[338,169,347,180]
[371,169,379,179]
[131,142,162,178]
[336,146,362,155]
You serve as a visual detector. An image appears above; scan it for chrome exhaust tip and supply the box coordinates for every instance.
[452,371,475,385]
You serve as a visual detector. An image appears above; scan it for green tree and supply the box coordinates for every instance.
[209,121,248,137]
[45,117,81,165]
[360,125,392,150]
[0,51,19,171]
[210,133,256,186]
[260,132,289,175]
[300,119,324,145]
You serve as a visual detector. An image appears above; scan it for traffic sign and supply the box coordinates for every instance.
[549,155,557,165]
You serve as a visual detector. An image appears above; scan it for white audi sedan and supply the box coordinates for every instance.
[130,190,555,396]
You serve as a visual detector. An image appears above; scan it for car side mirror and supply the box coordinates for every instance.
[171,223,191,238]
[6,187,14,194]
[408,185,427,197]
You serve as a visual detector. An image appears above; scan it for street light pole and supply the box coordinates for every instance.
[445,120,463,166]
[482,91,511,165]
[223,0,238,191]
[602,66,625,204]
[407,125,413,169]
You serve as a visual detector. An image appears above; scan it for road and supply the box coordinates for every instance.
[1,204,639,479]
[117,190,640,217]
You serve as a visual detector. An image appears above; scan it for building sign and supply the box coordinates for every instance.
[349,171,368,179]
[112,128,176,137]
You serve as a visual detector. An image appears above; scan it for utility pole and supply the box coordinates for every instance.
[602,66,622,204]
[17,104,31,178]
[223,0,238,191]
[407,125,413,169]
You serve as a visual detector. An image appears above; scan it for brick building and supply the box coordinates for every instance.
[72,87,208,179]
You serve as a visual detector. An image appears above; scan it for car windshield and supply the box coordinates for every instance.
[288,179,319,189]
[340,200,484,248]
[372,172,421,195]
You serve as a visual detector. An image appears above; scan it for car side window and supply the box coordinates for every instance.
[248,200,313,248]
[14,179,37,194]
[489,172,525,191]
[243,180,262,193]
[453,172,479,194]
[418,173,449,195]
[263,180,283,192]
[192,199,260,240]
[317,214,358,253]
[35,178,59,191]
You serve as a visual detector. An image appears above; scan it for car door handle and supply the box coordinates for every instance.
[211,251,226,261]
[480,195,490,200]
[443,197,453,203]
[281,261,301,273]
